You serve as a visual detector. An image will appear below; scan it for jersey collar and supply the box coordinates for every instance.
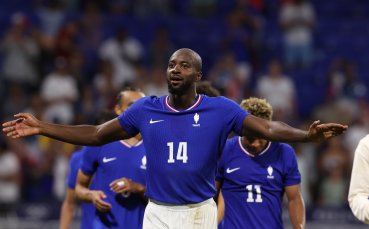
[238,137,271,157]
[164,95,203,112]
[120,139,143,148]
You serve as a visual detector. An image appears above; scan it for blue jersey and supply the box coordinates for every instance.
[216,137,301,229]
[67,149,95,229]
[118,95,248,204]
[80,141,146,229]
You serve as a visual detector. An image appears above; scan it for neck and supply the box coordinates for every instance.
[241,137,269,156]
[123,134,142,146]
[168,91,198,110]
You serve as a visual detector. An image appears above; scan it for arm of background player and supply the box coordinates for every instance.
[59,188,77,229]
[75,170,112,212]
[242,115,347,143]
[348,137,369,224]
[2,113,131,146]
[285,184,305,229]
[217,190,225,225]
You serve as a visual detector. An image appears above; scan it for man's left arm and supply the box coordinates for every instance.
[242,115,347,143]
[285,184,305,229]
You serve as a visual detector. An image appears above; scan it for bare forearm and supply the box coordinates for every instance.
[39,118,127,146]
[59,201,75,229]
[267,121,309,143]
[40,122,101,145]
[288,198,306,229]
[75,184,94,203]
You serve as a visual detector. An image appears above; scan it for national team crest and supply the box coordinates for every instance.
[267,165,274,179]
[140,156,147,169]
[192,113,200,127]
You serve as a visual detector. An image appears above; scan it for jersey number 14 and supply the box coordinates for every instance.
[167,142,188,163]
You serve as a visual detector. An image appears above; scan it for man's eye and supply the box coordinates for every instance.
[181,64,188,69]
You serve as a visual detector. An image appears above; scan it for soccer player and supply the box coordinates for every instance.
[59,111,116,229]
[3,48,347,229]
[216,97,305,229]
[75,88,147,229]
[348,134,369,224]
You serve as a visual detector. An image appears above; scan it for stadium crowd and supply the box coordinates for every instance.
[0,0,369,226]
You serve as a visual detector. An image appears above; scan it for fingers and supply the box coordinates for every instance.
[93,191,112,212]
[110,179,128,193]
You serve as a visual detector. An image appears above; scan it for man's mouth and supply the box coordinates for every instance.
[170,76,183,85]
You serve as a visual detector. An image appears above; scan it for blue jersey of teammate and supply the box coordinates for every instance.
[216,136,301,229]
[67,149,95,229]
[118,95,248,204]
[80,140,146,229]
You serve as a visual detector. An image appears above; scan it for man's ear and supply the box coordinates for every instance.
[196,71,202,82]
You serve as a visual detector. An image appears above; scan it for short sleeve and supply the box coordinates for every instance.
[67,151,82,189]
[219,96,248,136]
[80,146,100,176]
[283,144,301,186]
[117,97,146,137]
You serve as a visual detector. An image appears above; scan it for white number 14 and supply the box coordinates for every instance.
[167,142,188,163]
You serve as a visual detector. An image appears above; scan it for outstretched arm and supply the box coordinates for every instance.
[2,113,131,146]
[285,184,305,229]
[242,115,347,143]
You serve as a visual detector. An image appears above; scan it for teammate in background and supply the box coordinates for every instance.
[59,111,116,229]
[195,80,220,97]
[216,97,305,229]
[3,48,347,229]
[348,134,369,224]
[75,88,147,229]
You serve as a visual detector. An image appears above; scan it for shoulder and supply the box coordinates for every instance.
[70,150,83,163]
[272,142,296,157]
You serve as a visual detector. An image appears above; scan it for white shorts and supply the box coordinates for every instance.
[143,198,217,229]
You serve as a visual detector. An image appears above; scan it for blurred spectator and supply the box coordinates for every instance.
[1,12,40,89]
[220,3,264,68]
[93,60,118,109]
[79,1,105,49]
[148,27,175,68]
[142,66,167,96]
[0,140,21,217]
[2,83,28,120]
[41,57,79,124]
[208,52,250,102]
[98,27,144,88]
[316,138,351,207]
[36,0,66,39]
[54,21,81,60]
[280,0,315,69]
[256,60,297,122]
[74,85,101,124]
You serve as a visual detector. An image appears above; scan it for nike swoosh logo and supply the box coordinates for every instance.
[149,119,164,124]
[103,157,117,163]
[226,167,240,173]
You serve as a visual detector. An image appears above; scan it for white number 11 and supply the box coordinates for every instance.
[246,184,263,203]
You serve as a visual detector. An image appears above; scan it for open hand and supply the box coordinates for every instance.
[90,190,112,212]
[2,113,41,138]
[307,120,348,142]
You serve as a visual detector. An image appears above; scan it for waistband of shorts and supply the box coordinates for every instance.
[149,198,213,208]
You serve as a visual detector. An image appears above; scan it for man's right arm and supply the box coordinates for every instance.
[2,113,131,146]
[348,135,369,224]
